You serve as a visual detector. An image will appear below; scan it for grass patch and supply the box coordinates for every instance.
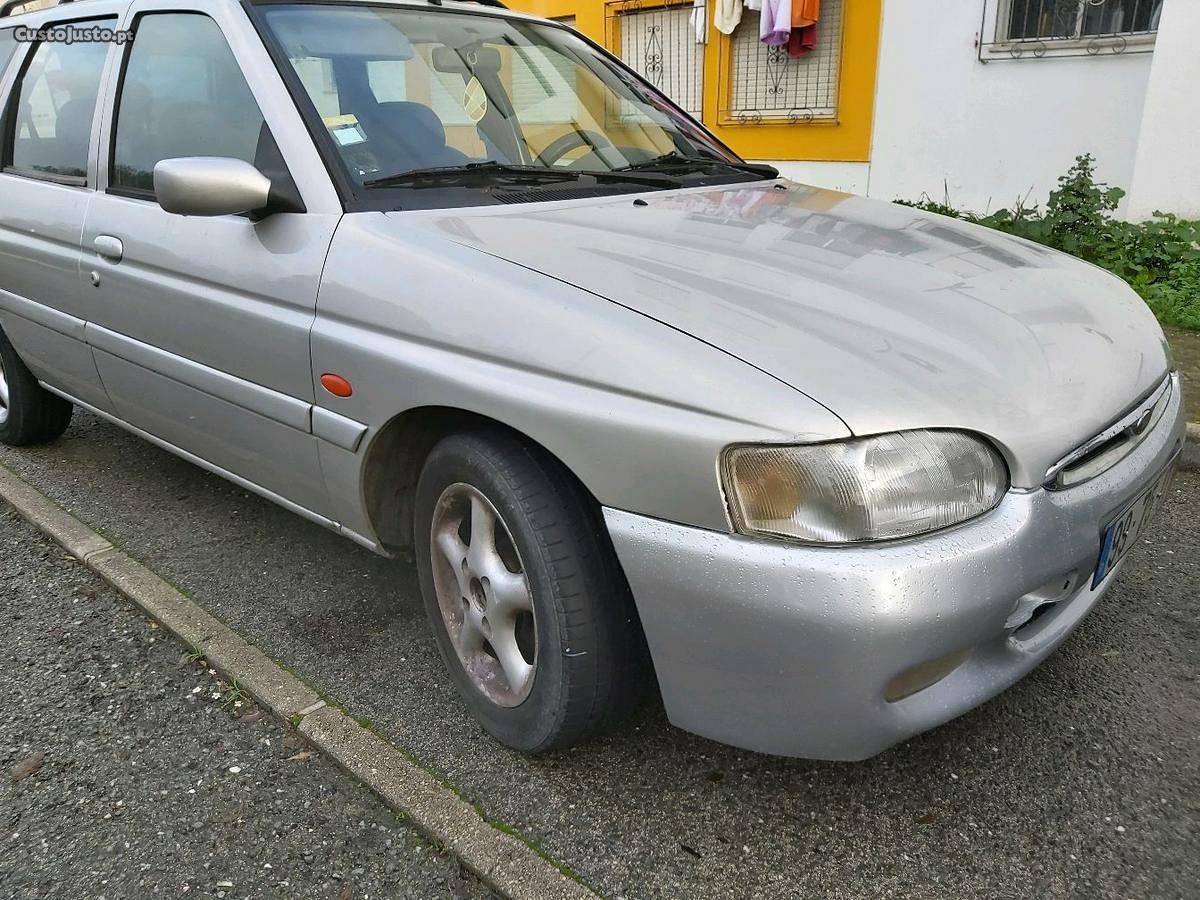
[898,154,1200,332]
[219,677,250,709]
[183,643,206,664]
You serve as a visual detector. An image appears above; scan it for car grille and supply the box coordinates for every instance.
[1043,373,1175,491]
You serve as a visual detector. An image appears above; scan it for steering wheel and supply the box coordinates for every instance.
[534,130,616,168]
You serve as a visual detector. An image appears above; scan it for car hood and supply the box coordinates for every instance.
[397,181,1171,488]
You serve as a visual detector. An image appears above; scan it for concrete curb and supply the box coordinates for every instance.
[0,464,597,900]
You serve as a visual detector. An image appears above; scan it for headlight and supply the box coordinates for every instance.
[722,430,1009,544]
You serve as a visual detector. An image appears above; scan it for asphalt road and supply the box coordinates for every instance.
[2,411,1197,900]
[0,504,494,900]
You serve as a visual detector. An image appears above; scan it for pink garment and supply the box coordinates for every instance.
[759,0,792,46]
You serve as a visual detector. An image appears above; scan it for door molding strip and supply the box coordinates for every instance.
[85,322,314,432]
[0,287,87,341]
[312,406,368,452]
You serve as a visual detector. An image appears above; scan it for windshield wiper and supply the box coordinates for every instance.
[616,152,779,180]
[364,161,575,189]
[362,160,678,190]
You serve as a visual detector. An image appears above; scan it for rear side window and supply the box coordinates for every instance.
[0,28,18,75]
[112,13,265,194]
[5,27,110,182]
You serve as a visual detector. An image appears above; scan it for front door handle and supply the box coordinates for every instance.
[94,235,124,262]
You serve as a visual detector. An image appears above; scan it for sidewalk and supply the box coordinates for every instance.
[1166,327,1199,425]
[0,506,494,900]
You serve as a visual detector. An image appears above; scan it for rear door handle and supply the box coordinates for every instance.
[94,235,124,262]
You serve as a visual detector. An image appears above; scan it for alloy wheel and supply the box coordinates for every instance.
[429,483,538,707]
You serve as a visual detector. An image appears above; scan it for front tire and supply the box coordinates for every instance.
[0,327,73,447]
[414,428,648,754]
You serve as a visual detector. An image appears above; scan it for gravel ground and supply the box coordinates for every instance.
[2,412,1198,899]
[0,505,494,900]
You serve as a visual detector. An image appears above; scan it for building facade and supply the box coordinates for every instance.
[510,0,1198,219]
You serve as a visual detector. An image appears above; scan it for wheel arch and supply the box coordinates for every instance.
[360,405,602,556]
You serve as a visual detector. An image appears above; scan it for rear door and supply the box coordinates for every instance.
[0,13,118,412]
[82,0,343,517]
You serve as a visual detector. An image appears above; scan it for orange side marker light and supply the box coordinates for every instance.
[320,374,354,398]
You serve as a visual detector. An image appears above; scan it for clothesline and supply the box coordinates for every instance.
[689,0,821,56]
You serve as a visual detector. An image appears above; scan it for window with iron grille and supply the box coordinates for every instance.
[725,0,844,123]
[1004,0,1162,41]
[980,0,1163,59]
[610,1,705,118]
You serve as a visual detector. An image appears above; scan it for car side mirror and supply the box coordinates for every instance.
[153,157,275,218]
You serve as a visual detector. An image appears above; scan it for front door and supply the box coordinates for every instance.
[81,1,342,517]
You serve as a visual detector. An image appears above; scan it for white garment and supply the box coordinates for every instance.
[714,0,743,34]
[744,0,762,11]
[689,0,708,43]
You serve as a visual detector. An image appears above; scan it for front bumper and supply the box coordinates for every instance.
[605,377,1187,760]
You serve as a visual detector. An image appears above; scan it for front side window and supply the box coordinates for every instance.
[258,4,769,208]
[112,13,265,193]
[6,26,110,181]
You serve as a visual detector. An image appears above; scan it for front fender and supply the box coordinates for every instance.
[309,212,850,543]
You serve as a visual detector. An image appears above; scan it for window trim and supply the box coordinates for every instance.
[0,15,116,188]
[106,10,151,200]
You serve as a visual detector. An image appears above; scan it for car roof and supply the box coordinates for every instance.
[1,0,518,20]
[1,0,125,22]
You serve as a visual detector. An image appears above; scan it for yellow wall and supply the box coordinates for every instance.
[507,0,882,162]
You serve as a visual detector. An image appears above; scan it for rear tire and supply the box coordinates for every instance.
[414,428,649,754]
[0,326,73,447]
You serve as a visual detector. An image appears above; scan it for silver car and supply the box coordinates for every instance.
[0,0,1185,760]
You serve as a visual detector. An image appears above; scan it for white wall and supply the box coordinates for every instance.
[1126,0,1200,220]
[866,0,1154,215]
[751,160,871,195]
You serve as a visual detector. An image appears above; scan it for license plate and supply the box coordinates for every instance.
[1092,463,1176,588]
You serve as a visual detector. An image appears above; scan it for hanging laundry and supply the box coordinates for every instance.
[791,0,819,28]
[744,0,762,11]
[689,0,708,43]
[788,23,817,57]
[759,0,792,46]
[788,0,819,58]
[714,0,743,35]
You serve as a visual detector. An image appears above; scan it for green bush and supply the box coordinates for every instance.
[898,154,1200,331]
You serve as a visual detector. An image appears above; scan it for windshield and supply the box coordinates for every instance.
[258,3,768,207]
